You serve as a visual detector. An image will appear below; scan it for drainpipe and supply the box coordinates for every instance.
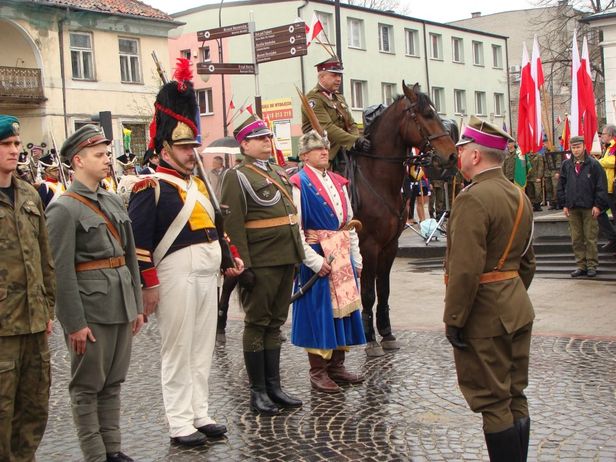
[298,0,309,93]
[58,7,69,137]
[421,22,430,92]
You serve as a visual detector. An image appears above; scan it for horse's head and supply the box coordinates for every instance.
[400,81,457,167]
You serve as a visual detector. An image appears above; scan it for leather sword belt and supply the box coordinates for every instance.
[444,270,519,286]
[202,228,219,242]
[245,214,298,229]
[76,256,126,272]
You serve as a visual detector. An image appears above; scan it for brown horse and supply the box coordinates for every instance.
[349,82,456,356]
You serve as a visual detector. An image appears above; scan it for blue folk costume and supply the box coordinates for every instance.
[290,166,365,350]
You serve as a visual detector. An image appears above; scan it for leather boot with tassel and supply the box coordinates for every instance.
[264,348,302,409]
[484,426,522,462]
[308,353,341,393]
[327,350,364,384]
[243,351,280,415]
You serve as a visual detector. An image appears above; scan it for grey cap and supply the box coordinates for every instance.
[569,135,584,145]
[60,124,110,162]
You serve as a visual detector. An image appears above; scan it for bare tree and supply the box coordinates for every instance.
[341,0,409,14]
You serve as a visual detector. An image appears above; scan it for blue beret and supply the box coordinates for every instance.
[0,114,20,141]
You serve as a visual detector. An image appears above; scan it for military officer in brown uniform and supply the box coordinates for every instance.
[445,116,536,462]
[526,149,545,211]
[302,57,371,171]
[46,125,144,462]
[503,139,518,183]
[0,114,55,462]
[221,115,305,415]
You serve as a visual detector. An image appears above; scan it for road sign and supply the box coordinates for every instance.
[197,23,250,41]
[254,22,307,64]
[196,62,256,75]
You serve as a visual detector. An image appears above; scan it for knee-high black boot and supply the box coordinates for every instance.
[484,426,522,462]
[243,351,280,415]
[514,417,530,462]
[264,348,302,408]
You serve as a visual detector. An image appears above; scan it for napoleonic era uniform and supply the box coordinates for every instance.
[37,177,66,209]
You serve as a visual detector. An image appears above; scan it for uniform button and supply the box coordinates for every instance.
[451,315,457,319]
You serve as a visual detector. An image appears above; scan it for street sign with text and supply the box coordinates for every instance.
[196,62,256,75]
[254,22,307,64]
[197,23,250,41]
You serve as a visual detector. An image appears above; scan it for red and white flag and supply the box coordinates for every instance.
[305,13,324,46]
[245,104,254,116]
[570,30,581,138]
[579,36,598,153]
[517,42,542,155]
[531,35,545,150]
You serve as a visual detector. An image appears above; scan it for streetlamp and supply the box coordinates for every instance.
[219,0,228,137]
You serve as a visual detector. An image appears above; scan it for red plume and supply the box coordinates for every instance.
[148,112,157,150]
[173,57,193,91]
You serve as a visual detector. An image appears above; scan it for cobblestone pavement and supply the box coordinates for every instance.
[37,320,616,461]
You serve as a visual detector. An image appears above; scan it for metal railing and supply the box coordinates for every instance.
[0,66,45,101]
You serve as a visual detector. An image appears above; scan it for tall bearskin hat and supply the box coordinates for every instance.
[149,58,200,154]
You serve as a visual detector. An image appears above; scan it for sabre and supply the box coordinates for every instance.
[290,254,335,303]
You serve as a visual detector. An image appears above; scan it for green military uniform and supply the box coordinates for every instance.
[302,85,359,162]
[0,175,55,462]
[544,150,564,208]
[222,156,304,351]
[502,150,517,182]
[526,152,544,210]
[46,125,143,462]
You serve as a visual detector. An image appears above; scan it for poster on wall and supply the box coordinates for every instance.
[262,98,293,156]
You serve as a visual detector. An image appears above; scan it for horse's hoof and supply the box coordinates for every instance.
[381,339,400,350]
[216,332,226,344]
[365,341,385,357]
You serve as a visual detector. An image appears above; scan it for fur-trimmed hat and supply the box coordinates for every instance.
[298,130,330,155]
[149,58,200,154]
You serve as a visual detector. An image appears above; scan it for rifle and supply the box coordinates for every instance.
[151,51,235,270]
[48,126,69,189]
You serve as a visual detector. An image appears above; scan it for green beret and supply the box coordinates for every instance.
[0,114,20,141]
[569,135,584,145]
[60,124,110,163]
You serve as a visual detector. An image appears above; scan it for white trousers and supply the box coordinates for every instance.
[156,242,221,437]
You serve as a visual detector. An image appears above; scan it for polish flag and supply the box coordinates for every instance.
[570,30,581,138]
[305,13,324,46]
[530,35,545,151]
[245,104,254,116]
[562,115,570,151]
[579,36,598,153]
[517,43,539,155]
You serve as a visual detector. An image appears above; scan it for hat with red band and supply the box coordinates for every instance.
[316,57,344,74]
[456,115,513,151]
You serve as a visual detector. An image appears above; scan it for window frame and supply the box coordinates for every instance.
[69,31,95,81]
[454,89,466,115]
[492,44,503,69]
[200,46,211,63]
[431,87,445,114]
[118,37,142,84]
[382,82,396,105]
[494,93,505,117]
[196,88,214,116]
[429,33,443,60]
[475,91,487,116]
[347,18,365,49]
[378,23,394,53]
[350,79,367,110]
[472,40,484,67]
[451,37,464,63]
[315,11,333,44]
[404,28,419,57]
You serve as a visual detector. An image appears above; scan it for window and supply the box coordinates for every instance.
[452,37,464,63]
[180,49,191,60]
[348,18,364,49]
[315,11,332,42]
[405,29,419,56]
[431,87,445,113]
[379,24,394,53]
[429,33,442,60]
[475,91,487,115]
[119,38,141,83]
[200,46,211,63]
[492,44,503,68]
[494,93,505,116]
[197,88,214,115]
[454,89,466,115]
[382,82,396,105]
[350,80,366,109]
[472,41,484,66]
[70,32,94,80]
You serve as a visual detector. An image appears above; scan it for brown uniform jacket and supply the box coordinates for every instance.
[302,85,359,161]
[444,167,536,338]
[0,176,55,335]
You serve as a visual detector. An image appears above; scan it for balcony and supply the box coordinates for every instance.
[0,66,46,105]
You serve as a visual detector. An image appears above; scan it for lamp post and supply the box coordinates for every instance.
[219,0,228,137]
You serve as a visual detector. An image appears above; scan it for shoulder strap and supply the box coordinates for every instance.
[244,164,296,208]
[64,192,123,247]
[495,187,525,271]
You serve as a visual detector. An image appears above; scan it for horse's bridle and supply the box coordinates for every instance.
[401,100,450,162]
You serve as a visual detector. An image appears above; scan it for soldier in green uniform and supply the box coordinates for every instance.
[544,145,564,210]
[221,115,305,415]
[46,125,144,462]
[301,57,371,171]
[0,114,55,462]
[503,139,518,183]
[445,116,535,461]
[526,149,545,211]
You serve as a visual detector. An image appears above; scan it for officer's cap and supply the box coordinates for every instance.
[234,115,272,143]
[316,57,344,74]
[60,124,110,163]
[0,114,20,141]
[456,115,514,151]
[570,135,584,145]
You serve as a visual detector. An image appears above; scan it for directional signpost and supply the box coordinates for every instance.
[254,22,307,64]
[196,23,250,41]
[196,62,256,75]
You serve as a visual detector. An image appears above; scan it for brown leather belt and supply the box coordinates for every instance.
[444,270,519,286]
[245,214,298,229]
[76,256,126,272]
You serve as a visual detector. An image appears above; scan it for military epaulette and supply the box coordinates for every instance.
[132,177,158,194]
[460,182,477,194]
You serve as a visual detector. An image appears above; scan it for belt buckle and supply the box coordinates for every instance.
[288,214,297,226]
[108,257,116,267]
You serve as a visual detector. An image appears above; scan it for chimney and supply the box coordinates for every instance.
[471,11,481,18]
